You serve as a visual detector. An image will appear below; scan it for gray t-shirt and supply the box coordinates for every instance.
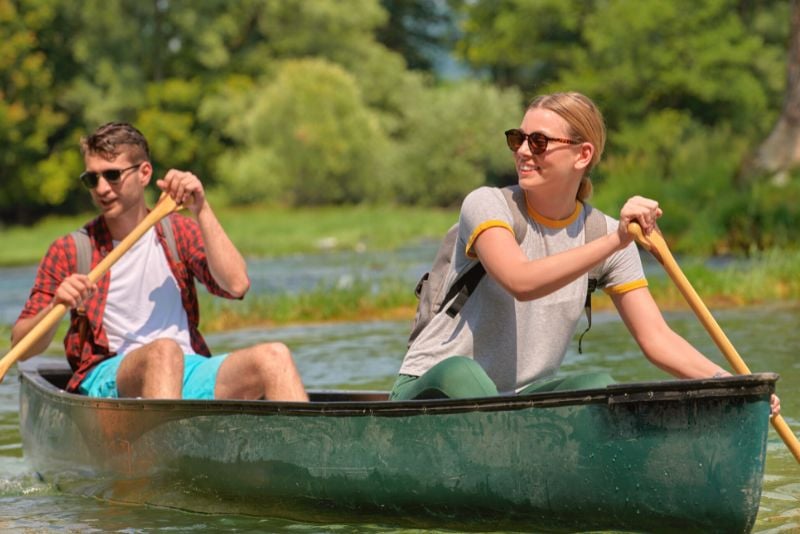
[399,186,647,393]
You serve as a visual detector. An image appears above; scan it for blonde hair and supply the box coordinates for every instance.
[527,92,606,200]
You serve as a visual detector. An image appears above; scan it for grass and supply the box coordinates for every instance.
[642,249,800,309]
[199,278,418,332]
[217,204,458,257]
[0,212,92,266]
[0,203,459,267]
[2,203,799,336]
[195,248,800,333]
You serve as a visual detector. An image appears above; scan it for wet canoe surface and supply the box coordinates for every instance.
[19,358,774,533]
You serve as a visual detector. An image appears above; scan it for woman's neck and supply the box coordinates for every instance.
[523,188,579,221]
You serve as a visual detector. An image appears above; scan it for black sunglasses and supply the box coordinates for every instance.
[79,163,143,189]
[504,129,579,154]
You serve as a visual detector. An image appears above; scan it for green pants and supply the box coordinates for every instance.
[390,356,614,400]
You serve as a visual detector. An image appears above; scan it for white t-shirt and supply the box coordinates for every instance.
[104,227,193,355]
[399,186,647,393]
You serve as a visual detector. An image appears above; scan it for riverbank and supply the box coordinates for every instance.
[2,204,799,337]
[198,247,800,332]
[0,204,458,267]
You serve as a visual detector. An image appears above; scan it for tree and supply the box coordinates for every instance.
[738,0,800,185]
[388,80,521,206]
[211,59,390,205]
[376,0,457,72]
[0,0,77,223]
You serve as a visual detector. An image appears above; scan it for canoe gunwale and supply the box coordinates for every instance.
[19,357,777,417]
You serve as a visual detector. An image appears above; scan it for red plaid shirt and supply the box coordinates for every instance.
[15,212,241,392]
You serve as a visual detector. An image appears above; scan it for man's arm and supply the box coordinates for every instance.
[157,169,249,297]
[11,273,96,359]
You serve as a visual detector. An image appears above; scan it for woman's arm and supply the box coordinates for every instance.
[474,227,624,301]
[612,286,781,415]
[473,195,661,301]
[611,287,725,378]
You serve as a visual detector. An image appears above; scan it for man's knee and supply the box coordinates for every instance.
[134,339,184,370]
[146,338,183,354]
[252,342,294,367]
[124,338,183,368]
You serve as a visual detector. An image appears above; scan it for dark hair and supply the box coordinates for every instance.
[80,122,150,162]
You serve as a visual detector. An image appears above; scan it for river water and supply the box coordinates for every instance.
[0,247,798,532]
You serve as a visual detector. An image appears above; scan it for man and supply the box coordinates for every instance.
[12,122,308,401]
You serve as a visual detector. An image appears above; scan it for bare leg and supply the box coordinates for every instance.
[116,338,184,399]
[215,342,308,402]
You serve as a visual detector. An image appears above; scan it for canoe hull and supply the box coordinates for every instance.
[19,358,773,532]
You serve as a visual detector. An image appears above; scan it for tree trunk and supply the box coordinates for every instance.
[738,0,800,186]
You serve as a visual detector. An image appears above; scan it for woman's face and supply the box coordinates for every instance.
[513,107,586,196]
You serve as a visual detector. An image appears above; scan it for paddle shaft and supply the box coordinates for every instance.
[628,222,800,463]
[0,195,180,382]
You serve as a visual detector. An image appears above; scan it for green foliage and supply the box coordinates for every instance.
[388,80,522,206]
[376,0,458,72]
[562,0,785,133]
[726,178,800,252]
[138,79,206,177]
[454,0,792,254]
[215,59,389,205]
[0,0,72,221]
[456,0,591,86]
[0,0,797,255]
[595,120,751,254]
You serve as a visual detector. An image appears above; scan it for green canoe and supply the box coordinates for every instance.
[18,357,774,533]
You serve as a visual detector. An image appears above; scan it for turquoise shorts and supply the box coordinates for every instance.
[78,353,229,399]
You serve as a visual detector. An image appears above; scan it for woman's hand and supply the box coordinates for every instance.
[714,370,781,417]
[771,393,781,417]
[617,195,664,245]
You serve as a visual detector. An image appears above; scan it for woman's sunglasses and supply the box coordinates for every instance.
[79,162,142,189]
[504,129,579,154]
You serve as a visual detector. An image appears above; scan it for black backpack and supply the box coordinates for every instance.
[408,185,607,353]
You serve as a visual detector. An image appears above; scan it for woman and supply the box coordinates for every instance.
[391,91,780,415]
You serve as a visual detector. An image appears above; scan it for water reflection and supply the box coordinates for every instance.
[211,320,409,391]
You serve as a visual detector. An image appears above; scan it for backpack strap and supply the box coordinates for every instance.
[158,216,180,264]
[70,228,92,277]
[69,228,93,353]
[440,186,528,317]
[577,202,608,353]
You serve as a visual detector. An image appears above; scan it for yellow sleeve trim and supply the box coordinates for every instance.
[465,220,514,258]
[603,278,648,295]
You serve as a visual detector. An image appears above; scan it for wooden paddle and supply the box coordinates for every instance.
[0,194,181,383]
[628,222,800,463]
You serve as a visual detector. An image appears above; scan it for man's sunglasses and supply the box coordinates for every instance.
[79,163,143,189]
[504,129,579,154]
